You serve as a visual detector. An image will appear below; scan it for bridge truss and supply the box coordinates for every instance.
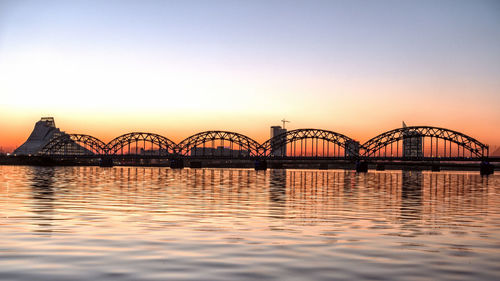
[105,132,177,156]
[362,126,488,159]
[40,134,107,156]
[260,129,360,158]
[37,126,490,161]
[176,131,261,157]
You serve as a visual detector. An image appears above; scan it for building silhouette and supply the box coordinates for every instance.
[402,121,423,158]
[14,117,65,155]
[270,125,287,156]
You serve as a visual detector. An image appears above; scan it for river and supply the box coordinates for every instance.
[0,166,498,280]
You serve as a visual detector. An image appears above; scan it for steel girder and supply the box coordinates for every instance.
[39,134,107,155]
[259,128,359,157]
[176,131,261,156]
[105,132,177,155]
[38,126,489,159]
[362,126,488,157]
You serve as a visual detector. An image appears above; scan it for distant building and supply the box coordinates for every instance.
[345,140,360,157]
[14,117,66,155]
[140,148,174,155]
[270,126,287,156]
[190,146,250,157]
[402,122,423,158]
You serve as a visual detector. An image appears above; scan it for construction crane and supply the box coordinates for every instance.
[281,118,290,129]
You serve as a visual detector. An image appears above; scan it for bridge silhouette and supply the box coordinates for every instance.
[37,125,495,174]
[39,126,490,158]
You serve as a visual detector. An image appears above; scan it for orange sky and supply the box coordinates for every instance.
[1,107,498,154]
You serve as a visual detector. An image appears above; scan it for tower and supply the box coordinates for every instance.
[270,126,287,157]
[402,121,423,158]
[345,140,360,157]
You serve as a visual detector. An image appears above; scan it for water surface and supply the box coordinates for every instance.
[1,166,499,280]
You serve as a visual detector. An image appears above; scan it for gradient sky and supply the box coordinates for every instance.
[1,0,499,151]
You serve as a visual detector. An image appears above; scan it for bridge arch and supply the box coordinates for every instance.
[362,126,488,158]
[39,134,107,156]
[105,132,177,156]
[260,128,360,157]
[176,131,261,157]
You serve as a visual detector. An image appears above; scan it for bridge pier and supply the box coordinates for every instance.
[480,161,494,175]
[431,164,440,172]
[355,161,368,173]
[170,159,184,169]
[254,159,267,171]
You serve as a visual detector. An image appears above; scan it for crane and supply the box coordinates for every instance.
[281,118,290,129]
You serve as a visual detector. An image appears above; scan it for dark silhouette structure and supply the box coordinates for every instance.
[363,126,487,159]
[176,131,261,157]
[37,126,490,160]
[15,118,494,173]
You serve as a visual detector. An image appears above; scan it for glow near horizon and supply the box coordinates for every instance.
[0,0,499,149]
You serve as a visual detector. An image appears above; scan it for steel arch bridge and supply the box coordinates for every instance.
[362,126,488,158]
[105,132,177,156]
[39,134,107,156]
[260,128,360,158]
[176,131,261,157]
[36,126,490,162]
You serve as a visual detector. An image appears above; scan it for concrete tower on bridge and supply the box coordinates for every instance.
[14,117,65,155]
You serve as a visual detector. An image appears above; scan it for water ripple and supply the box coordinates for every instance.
[0,166,499,280]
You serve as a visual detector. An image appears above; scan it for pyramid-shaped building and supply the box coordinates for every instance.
[13,117,66,155]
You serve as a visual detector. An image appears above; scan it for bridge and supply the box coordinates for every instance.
[36,125,495,174]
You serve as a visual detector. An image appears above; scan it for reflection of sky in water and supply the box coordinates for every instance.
[0,166,498,281]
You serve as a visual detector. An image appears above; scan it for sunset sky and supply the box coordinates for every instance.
[1,0,499,151]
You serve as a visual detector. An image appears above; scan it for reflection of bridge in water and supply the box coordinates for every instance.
[37,126,495,173]
[3,166,492,235]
